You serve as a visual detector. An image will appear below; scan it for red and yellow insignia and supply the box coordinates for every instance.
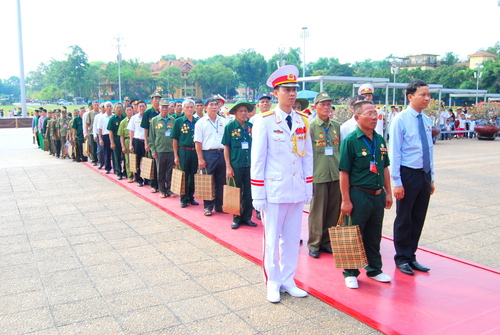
[273,129,283,134]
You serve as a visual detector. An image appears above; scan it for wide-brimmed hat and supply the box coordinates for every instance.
[295,98,310,110]
[229,101,255,115]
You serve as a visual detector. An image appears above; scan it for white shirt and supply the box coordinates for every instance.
[193,114,227,150]
[340,116,357,141]
[438,111,448,125]
[82,111,89,136]
[127,114,144,139]
[376,109,384,135]
[93,112,102,137]
[98,113,112,135]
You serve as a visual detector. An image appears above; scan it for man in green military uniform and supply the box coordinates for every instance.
[72,108,84,162]
[118,105,134,182]
[108,102,125,179]
[339,100,393,289]
[51,111,62,157]
[43,110,53,154]
[171,99,199,208]
[141,92,161,192]
[149,99,176,198]
[307,92,341,258]
[57,109,72,159]
[222,101,258,229]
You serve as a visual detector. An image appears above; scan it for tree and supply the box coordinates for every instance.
[440,52,460,66]
[157,66,183,99]
[64,45,89,97]
[188,63,235,98]
[234,49,267,99]
[267,47,303,77]
[162,54,177,60]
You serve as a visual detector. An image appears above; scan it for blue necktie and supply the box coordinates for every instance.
[286,115,292,130]
[417,113,431,173]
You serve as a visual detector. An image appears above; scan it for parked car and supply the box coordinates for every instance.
[57,99,73,105]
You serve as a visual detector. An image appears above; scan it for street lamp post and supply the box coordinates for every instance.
[474,64,483,106]
[300,27,309,90]
[391,65,399,105]
[114,36,123,102]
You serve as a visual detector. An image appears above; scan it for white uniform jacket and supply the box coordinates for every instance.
[250,107,313,204]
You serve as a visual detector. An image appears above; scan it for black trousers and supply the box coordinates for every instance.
[393,166,432,265]
[202,150,226,211]
[89,134,98,163]
[156,152,174,195]
[102,134,113,172]
[133,138,146,183]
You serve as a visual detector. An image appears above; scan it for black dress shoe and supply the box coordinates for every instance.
[98,165,103,169]
[243,220,258,227]
[105,170,110,174]
[231,222,240,229]
[189,200,199,206]
[309,250,320,259]
[117,176,123,180]
[321,247,333,254]
[137,182,144,187]
[256,211,261,220]
[180,202,188,208]
[410,261,430,272]
[92,162,97,166]
[397,263,415,275]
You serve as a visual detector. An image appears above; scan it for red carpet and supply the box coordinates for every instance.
[86,163,500,335]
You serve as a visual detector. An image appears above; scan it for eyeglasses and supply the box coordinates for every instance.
[359,112,378,117]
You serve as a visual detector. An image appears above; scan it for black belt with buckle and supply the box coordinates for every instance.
[351,186,383,195]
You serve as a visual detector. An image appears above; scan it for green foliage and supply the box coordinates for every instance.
[234,49,267,99]
[157,66,183,99]
[161,54,177,60]
[188,63,235,98]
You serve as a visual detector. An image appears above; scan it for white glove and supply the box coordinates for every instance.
[305,196,313,205]
[253,199,267,212]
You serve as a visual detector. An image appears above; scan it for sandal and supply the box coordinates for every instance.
[204,209,212,216]
[150,188,158,193]
[159,193,166,198]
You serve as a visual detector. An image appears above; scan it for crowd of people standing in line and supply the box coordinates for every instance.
[31,68,435,303]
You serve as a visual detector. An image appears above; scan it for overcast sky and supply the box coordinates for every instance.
[1,0,499,80]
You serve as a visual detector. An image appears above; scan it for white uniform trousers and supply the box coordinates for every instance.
[262,202,304,291]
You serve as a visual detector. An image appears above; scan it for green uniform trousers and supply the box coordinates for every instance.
[123,138,132,180]
[232,166,252,224]
[178,148,197,204]
[111,136,123,177]
[308,180,341,251]
[343,188,385,278]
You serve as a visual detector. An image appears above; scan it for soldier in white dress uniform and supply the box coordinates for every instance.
[250,65,314,303]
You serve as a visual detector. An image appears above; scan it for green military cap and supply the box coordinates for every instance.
[160,99,169,106]
[150,92,162,98]
[314,91,333,104]
[296,98,309,110]
[229,100,255,115]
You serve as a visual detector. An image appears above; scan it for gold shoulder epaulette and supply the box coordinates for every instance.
[296,110,309,118]
[261,110,275,117]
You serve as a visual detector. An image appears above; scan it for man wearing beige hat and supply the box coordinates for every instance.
[307,92,341,259]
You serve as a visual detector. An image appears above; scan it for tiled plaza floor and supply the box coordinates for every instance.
[0,128,498,334]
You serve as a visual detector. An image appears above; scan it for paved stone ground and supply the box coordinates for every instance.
[0,128,498,334]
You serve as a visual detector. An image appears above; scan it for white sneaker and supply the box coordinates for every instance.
[345,276,358,289]
[267,288,280,303]
[280,286,308,298]
[369,273,392,283]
